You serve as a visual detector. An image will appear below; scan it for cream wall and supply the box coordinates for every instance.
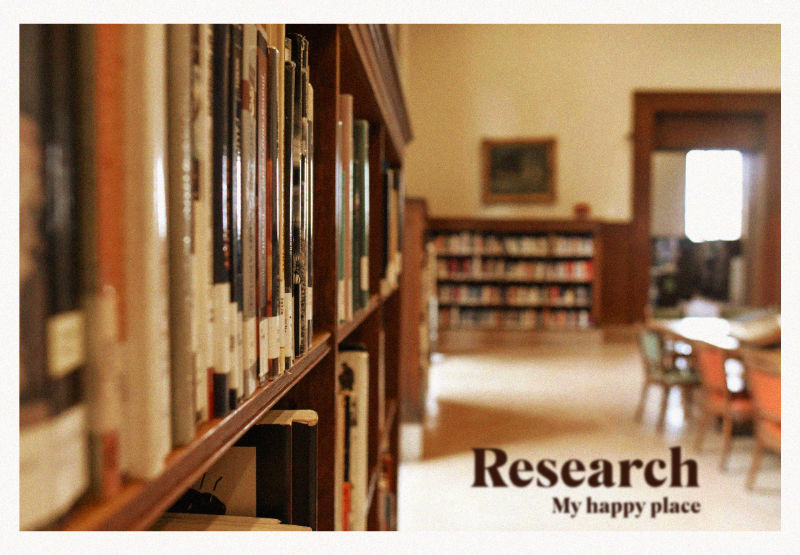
[403,24,780,221]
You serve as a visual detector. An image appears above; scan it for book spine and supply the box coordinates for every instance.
[291,420,318,530]
[122,23,171,479]
[395,168,404,275]
[211,24,231,417]
[288,33,306,357]
[339,349,369,531]
[20,24,59,530]
[191,23,214,423]
[37,25,92,525]
[336,112,345,323]
[339,94,354,320]
[353,119,370,309]
[256,29,269,385]
[167,24,196,447]
[241,24,258,399]
[382,167,392,288]
[267,44,283,379]
[306,83,314,343]
[229,24,244,408]
[79,23,124,501]
[283,50,295,370]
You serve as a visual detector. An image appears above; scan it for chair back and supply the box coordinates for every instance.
[638,330,663,376]
[745,353,780,424]
[694,343,728,394]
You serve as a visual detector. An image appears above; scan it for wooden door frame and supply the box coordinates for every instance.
[631,91,780,321]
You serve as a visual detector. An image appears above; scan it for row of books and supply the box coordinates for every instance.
[432,232,593,257]
[157,348,380,532]
[438,284,591,307]
[335,102,404,321]
[168,409,319,529]
[437,259,594,281]
[19,24,315,529]
[438,307,592,330]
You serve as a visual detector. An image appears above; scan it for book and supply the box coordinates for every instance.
[191,23,214,423]
[338,94,354,320]
[166,23,196,447]
[353,119,370,310]
[241,24,258,399]
[287,33,311,357]
[78,23,124,501]
[229,24,244,408]
[152,513,309,531]
[335,347,369,531]
[121,23,171,479]
[255,28,270,385]
[283,48,295,369]
[172,409,318,529]
[267,40,283,379]
[211,24,232,417]
[306,82,314,343]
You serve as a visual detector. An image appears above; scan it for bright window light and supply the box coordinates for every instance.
[684,150,743,242]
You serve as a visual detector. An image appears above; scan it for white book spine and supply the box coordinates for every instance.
[192,23,213,422]
[122,23,172,479]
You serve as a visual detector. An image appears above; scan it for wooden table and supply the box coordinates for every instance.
[647,317,780,392]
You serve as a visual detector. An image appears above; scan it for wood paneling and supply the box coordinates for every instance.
[399,198,427,422]
[597,222,634,325]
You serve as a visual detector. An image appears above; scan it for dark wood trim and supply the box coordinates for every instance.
[62,333,332,531]
[429,217,598,234]
[345,25,413,163]
[632,91,780,321]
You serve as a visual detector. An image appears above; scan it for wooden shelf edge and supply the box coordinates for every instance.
[428,217,600,233]
[345,25,412,157]
[61,332,332,531]
[336,294,380,343]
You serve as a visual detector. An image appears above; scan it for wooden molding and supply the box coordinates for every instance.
[345,25,413,160]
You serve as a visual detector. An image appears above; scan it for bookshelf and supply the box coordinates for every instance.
[429,218,602,333]
[20,24,411,531]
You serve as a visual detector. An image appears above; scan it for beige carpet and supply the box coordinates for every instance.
[398,339,780,530]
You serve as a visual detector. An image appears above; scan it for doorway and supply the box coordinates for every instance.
[631,91,780,320]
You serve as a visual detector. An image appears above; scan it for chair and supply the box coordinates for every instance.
[743,350,780,490]
[693,342,754,470]
[635,330,701,431]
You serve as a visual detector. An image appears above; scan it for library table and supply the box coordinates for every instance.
[647,317,780,392]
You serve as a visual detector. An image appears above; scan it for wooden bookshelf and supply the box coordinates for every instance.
[47,23,412,532]
[429,218,603,333]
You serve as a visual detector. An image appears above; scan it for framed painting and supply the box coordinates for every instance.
[482,138,556,204]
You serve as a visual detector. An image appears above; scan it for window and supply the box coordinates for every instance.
[684,150,743,242]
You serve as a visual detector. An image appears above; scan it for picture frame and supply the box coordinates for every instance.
[482,138,556,204]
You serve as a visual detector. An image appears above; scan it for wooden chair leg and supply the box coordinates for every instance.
[635,381,649,422]
[679,385,689,423]
[746,437,764,490]
[657,385,669,432]
[684,387,694,420]
[695,407,710,452]
[720,415,734,471]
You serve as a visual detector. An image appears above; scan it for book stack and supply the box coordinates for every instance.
[19,23,315,529]
[383,167,404,292]
[166,409,318,530]
[336,97,372,322]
